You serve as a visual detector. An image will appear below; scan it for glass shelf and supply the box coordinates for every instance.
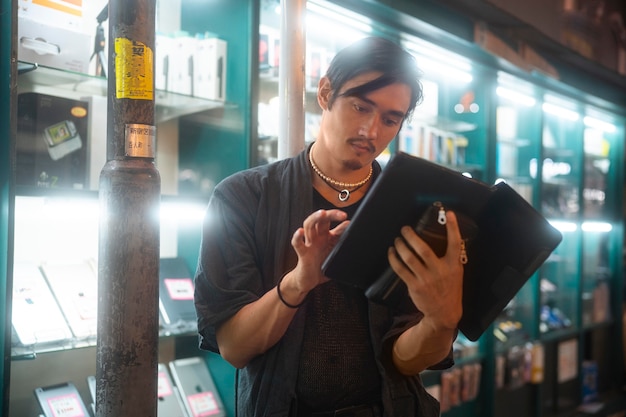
[11,325,197,359]
[17,62,228,123]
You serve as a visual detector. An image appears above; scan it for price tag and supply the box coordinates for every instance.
[47,393,85,417]
[187,392,220,416]
[164,278,194,301]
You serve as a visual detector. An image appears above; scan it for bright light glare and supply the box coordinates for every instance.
[583,116,616,133]
[542,102,579,121]
[581,221,612,232]
[549,220,577,232]
[403,36,473,84]
[419,58,473,84]
[306,15,369,43]
[160,202,206,224]
[496,86,536,107]
[306,1,372,34]
[17,196,100,223]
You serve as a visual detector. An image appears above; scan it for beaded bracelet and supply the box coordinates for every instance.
[276,274,306,308]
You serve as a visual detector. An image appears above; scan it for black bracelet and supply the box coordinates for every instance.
[276,274,306,308]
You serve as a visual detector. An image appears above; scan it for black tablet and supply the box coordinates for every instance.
[322,152,562,341]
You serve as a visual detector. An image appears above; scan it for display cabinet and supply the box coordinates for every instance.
[2,0,625,416]
[490,76,625,416]
[539,94,583,341]
[491,72,544,417]
[4,0,257,415]
[578,107,624,400]
[537,95,625,417]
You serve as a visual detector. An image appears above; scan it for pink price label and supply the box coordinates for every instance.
[164,278,194,300]
[47,393,85,417]
[187,392,220,416]
[157,372,173,397]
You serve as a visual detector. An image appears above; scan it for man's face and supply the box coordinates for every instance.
[318,72,412,170]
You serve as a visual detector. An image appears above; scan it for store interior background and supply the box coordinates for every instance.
[2,0,626,416]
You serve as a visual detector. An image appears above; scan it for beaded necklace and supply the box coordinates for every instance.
[309,147,373,202]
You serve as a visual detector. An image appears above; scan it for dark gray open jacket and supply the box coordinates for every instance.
[194,146,450,416]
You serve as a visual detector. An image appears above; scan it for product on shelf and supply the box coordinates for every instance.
[159,257,198,334]
[34,381,91,417]
[11,261,74,347]
[40,260,98,340]
[169,356,227,417]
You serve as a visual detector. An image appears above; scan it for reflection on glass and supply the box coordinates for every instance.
[538,94,582,336]
[494,73,538,203]
[540,96,582,220]
[399,36,484,179]
[581,231,612,327]
[539,232,578,334]
[583,127,610,220]
[580,108,618,328]
[492,73,541,344]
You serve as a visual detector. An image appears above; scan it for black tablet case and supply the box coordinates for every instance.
[322,152,562,341]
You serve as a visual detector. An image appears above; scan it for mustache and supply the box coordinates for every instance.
[347,138,375,153]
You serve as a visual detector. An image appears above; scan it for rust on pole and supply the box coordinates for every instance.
[96,0,160,416]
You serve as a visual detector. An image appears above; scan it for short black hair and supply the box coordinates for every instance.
[324,36,423,120]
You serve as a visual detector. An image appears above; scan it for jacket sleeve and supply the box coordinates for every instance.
[193,174,266,353]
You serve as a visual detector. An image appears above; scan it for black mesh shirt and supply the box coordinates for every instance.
[295,190,382,411]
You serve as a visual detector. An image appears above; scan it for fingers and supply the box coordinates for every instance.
[392,230,425,277]
[291,210,349,289]
[392,209,464,276]
[292,209,348,256]
[301,209,348,246]
[330,219,350,237]
[444,211,464,263]
[389,210,465,327]
[291,227,305,251]
[444,211,462,247]
[388,244,413,278]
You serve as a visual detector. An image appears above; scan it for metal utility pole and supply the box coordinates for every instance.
[96,0,160,416]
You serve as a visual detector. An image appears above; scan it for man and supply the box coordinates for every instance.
[194,36,464,416]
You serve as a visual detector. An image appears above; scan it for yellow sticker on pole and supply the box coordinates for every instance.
[115,38,154,100]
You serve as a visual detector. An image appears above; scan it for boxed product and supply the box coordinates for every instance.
[168,33,196,96]
[18,0,86,29]
[192,35,227,101]
[155,33,176,91]
[306,46,328,90]
[18,16,92,74]
[259,24,279,76]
